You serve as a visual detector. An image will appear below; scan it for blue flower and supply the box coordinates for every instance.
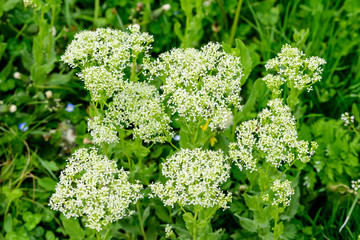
[65,103,75,112]
[18,122,28,131]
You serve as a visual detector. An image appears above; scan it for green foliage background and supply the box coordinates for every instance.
[0,0,359,239]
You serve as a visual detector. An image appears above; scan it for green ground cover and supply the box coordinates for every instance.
[0,0,360,239]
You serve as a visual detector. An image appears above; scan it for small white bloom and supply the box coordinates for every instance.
[165,224,176,239]
[9,104,17,113]
[352,179,360,191]
[162,4,171,11]
[45,90,53,99]
[341,112,354,126]
[13,72,21,79]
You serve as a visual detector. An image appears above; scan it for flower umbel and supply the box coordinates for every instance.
[269,180,294,207]
[145,42,243,130]
[149,148,232,209]
[49,148,143,231]
[263,44,326,93]
[229,99,318,171]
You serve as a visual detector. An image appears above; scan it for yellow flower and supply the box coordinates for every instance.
[210,136,217,146]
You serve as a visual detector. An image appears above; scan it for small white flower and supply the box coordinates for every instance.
[9,104,17,113]
[45,90,53,99]
[341,112,354,126]
[162,4,171,11]
[351,179,360,191]
[13,72,21,79]
[165,224,176,239]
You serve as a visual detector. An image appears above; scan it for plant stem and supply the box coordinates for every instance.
[273,206,278,240]
[136,202,147,240]
[339,191,359,233]
[193,209,198,240]
[229,0,243,46]
[94,0,100,27]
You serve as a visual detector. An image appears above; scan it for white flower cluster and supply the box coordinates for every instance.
[149,148,232,209]
[351,179,360,191]
[62,26,153,102]
[77,66,124,102]
[263,44,326,93]
[61,26,153,71]
[145,42,243,130]
[87,116,119,144]
[165,224,176,239]
[269,180,294,207]
[49,148,143,231]
[341,112,355,126]
[23,0,37,7]
[88,81,173,144]
[229,99,318,171]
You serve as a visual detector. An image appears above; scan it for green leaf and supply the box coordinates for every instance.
[2,186,23,201]
[61,216,85,240]
[4,213,13,233]
[243,194,260,211]
[45,231,56,240]
[154,205,172,223]
[38,177,57,191]
[351,103,360,124]
[183,212,195,234]
[273,221,284,240]
[23,212,42,230]
[142,206,151,225]
[235,39,252,85]
[174,21,183,41]
[234,214,257,233]
[0,42,6,61]
[3,0,21,11]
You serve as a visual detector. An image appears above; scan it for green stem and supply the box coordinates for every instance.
[198,207,218,225]
[229,0,243,46]
[273,206,278,240]
[276,159,297,180]
[136,202,147,240]
[130,55,138,81]
[339,191,359,233]
[193,209,198,240]
[94,0,100,27]
[178,203,187,214]
[103,227,111,240]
